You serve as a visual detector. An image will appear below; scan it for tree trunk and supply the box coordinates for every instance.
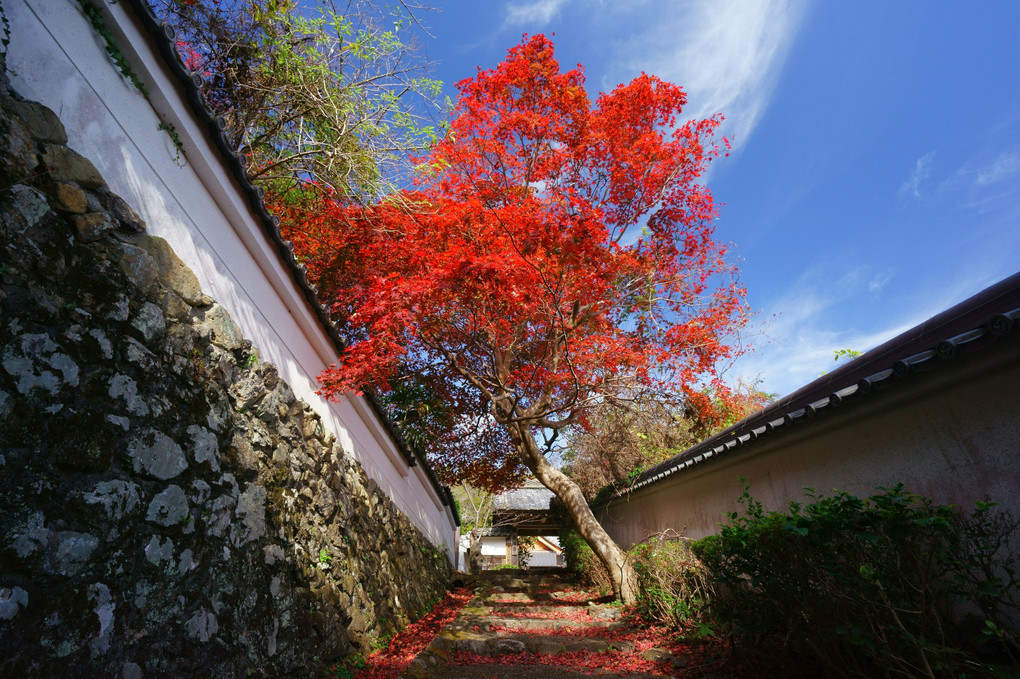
[510,423,640,605]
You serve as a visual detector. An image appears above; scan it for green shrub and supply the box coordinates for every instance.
[518,535,536,568]
[560,529,613,593]
[631,531,715,637]
[693,482,1020,678]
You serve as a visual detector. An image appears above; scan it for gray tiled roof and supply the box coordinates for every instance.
[493,485,556,511]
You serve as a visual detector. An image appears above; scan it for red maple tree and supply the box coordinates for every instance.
[275,35,747,603]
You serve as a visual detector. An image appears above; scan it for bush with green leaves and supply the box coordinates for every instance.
[517,535,536,569]
[693,482,1019,678]
[631,531,715,637]
[560,528,613,593]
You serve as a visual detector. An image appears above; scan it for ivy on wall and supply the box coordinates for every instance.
[77,0,149,94]
[75,0,188,165]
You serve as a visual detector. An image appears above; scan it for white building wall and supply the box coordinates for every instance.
[527,550,560,568]
[6,0,458,559]
[480,537,507,556]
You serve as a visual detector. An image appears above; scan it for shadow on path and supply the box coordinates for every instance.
[400,568,690,678]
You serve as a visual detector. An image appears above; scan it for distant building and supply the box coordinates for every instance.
[456,479,568,570]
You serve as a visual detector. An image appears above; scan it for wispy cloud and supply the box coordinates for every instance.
[898,151,936,200]
[935,148,1020,213]
[728,265,917,397]
[608,0,809,150]
[949,150,1020,189]
[974,151,1020,186]
[728,263,1010,398]
[867,270,895,294]
[504,0,570,27]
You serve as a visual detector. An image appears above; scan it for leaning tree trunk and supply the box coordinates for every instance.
[510,423,640,605]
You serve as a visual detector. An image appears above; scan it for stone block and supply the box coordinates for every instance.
[0,115,36,182]
[225,432,259,471]
[11,98,67,143]
[188,424,221,472]
[131,301,166,345]
[116,242,159,294]
[107,193,146,232]
[42,531,99,577]
[71,212,116,242]
[202,303,244,351]
[117,233,205,305]
[40,143,105,188]
[42,181,87,213]
[146,485,189,526]
[84,480,142,521]
[0,586,29,621]
[129,430,188,480]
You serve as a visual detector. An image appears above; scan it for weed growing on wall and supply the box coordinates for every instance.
[156,119,185,166]
[76,0,149,94]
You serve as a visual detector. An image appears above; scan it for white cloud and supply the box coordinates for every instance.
[898,151,936,200]
[728,265,1007,398]
[727,266,914,397]
[933,148,1020,214]
[505,0,570,27]
[939,149,1020,192]
[867,270,894,294]
[974,151,1020,186]
[608,0,809,150]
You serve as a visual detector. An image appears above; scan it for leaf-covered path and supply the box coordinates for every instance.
[347,568,820,679]
[394,569,707,678]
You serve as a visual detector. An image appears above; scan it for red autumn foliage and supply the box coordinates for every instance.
[338,587,472,679]
[342,581,822,679]
[274,34,748,494]
[448,597,821,678]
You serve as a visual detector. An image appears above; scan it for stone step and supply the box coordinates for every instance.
[432,629,634,656]
[406,663,666,679]
[476,573,575,587]
[458,604,623,625]
[480,584,577,593]
[476,590,605,603]
[397,572,653,679]
[475,602,621,618]
[450,614,625,632]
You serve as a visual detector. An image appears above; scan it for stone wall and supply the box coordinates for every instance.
[0,72,451,677]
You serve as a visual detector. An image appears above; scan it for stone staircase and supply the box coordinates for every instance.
[400,568,678,678]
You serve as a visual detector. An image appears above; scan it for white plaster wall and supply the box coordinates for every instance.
[599,339,1020,547]
[457,535,471,571]
[527,550,560,567]
[480,537,507,557]
[6,0,458,559]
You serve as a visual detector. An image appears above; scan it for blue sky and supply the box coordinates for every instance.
[416,0,1020,397]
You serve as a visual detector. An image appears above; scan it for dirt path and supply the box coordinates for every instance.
[398,569,688,679]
